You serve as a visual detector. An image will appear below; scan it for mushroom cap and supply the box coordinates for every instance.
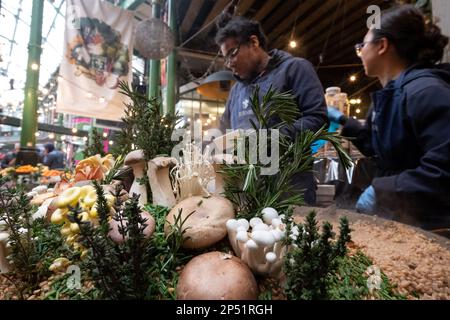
[108,210,156,244]
[164,195,235,249]
[0,232,9,242]
[148,156,178,169]
[176,251,258,300]
[124,149,146,166]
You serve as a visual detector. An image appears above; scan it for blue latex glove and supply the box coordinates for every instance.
[311,120,341,154]
[356,185,376,214]
[327,106,344,124]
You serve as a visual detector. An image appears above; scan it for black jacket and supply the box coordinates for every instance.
[342,64,450,230]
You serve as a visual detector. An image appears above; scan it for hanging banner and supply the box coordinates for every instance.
[57,0,134,121]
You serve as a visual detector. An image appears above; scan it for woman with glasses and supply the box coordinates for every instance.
[216,13,328,205]
[328,5,450,232]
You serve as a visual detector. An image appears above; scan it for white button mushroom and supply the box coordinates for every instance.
[262,207,279,224]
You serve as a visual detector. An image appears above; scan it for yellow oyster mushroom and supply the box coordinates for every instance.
[89,204,99,218]
[69,223,80,234]
[80,249,89,260]
[79,185,96,199]
[57,187,82,208]
[50,208,67,224]
[60,224,72,236]
[105,194,116,207]
[49,257,70,272]
[66,234,77,245]
[78,211,91,222]
[84,190,98,207]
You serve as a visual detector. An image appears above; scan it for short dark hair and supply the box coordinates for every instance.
[44,143,55,153]
[215,13,268,50]
[373,5,449,65]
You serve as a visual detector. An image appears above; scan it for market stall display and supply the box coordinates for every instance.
[1,84,448,302]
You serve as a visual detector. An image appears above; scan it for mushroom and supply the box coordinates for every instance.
[0,232,10,273]
[226,218,249,256]
[226,207,288,278]
[147,156,177,208]
[108,210,156,244]
[165,195,235,249]
[176,251,258,300]
[124,150,147,207]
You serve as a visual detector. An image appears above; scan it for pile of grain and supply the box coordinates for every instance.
[350,219,450,300]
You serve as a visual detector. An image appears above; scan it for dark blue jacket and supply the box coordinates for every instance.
[342,64,450,230]
[220,49,328,135]
[219,50,328,205]
[43,150,65,169]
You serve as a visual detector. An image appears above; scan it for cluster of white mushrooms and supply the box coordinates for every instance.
[170,142,215,201]
[226,207,296,278]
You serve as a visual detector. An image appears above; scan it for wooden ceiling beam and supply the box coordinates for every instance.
[253,0,282,22]
[305,0,385,60]
[272,0,339,49]
[293,0,364,53]
[237,0,258,17]
[180,0,205,36]
[200,0,229,31]
[262,0,304,36]
[265,0,316,44]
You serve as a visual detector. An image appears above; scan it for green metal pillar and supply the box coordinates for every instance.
[148,0,161,101]
[20,0,44,149]
[166,0,177,115]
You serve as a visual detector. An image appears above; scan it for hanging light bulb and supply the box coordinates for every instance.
[102,132,108,138]
[109,140,114,145]
[289,40,297,48]
[350,75,357,82]
[49,133,55,139]
[31,63,39,70]
[72,128,78,133]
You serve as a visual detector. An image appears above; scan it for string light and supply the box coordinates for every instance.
[31,63,39,70]
[289,40,297,48]
[356,108,361,114]
[49,133,55,139]
[108,140,114,145]
[102,132,108,138]
[83,137,88,142]
[35,132,40,137]
[72,128,78,133]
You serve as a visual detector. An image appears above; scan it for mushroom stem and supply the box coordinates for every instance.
[269,246,288,278]
[124,150,148,207]
[129,161,147,206]
[147,157,177,208]
[212,162,225,196]
[226,219,241,256]
[0,232,10,273]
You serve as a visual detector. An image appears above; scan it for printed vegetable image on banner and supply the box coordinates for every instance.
[57,0,134,121]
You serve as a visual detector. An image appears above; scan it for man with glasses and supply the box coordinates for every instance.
[215,14,328,205]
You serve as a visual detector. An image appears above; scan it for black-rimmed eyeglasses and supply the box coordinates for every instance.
[223,43,241,65]
[354,38,381,57]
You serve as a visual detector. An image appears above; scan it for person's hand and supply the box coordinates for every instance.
[327,106,344,124]
[356,185,376,214]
